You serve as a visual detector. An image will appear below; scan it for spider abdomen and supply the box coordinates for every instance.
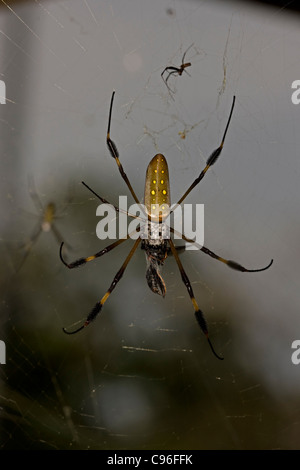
[144,154,170,222]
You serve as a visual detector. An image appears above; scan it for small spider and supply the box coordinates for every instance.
[60,92,273,360]
[17,177,71,271]
[161,44,193,92]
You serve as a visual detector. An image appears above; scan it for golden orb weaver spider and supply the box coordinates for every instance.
[17,176,71,272]
[60,92,273,360]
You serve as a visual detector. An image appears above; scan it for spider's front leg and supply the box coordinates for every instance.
[106,92,140,205]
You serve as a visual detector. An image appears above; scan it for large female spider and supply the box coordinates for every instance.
[60,92,273,360]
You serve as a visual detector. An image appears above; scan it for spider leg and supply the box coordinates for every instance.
[17,225,42,272]
[171,228,273,273]
[51,223,72,252]
[168,238,223,360]
[82,181,146,221]
[63,237,141,334]
[181,43,194,65]
[199,245,273,272]
[28,190,44,213]
[28,175,44,212]
[174,96,236,208]
[106,92,140,205]
[165,69,180,82]
[200,246,273,273]
[60,235,131,269]
[161,66,181,78]
[161,67,181,92]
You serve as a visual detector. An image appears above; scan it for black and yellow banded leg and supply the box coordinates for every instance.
[63,237,141,335]
[199,245,273,272]
[106,91,140,205]
[60,235,132,269]
[175,96,236,208]
[168,238,223,360]
[170,229,273,273]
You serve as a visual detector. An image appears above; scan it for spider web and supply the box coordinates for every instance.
[1,0,300,451]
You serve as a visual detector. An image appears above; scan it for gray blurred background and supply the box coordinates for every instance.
[1,0,300,450]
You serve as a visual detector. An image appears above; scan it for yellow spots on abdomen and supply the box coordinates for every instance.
[144,154,170,220]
